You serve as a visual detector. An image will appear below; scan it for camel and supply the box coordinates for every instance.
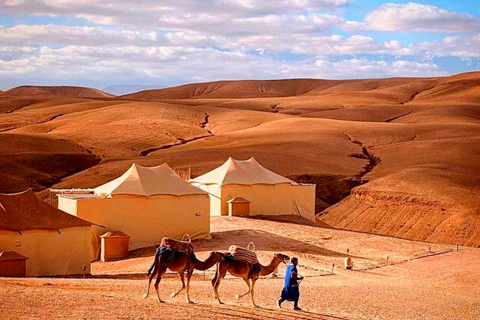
[211,253,290,307]
[143,250,225,303]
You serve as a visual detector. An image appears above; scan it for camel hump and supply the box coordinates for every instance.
[160,236,194,255]
[228,244,258,264]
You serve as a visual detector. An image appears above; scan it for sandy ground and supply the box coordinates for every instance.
[1,216,479,320]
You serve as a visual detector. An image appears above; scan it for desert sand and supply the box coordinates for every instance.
[1,216,479,319]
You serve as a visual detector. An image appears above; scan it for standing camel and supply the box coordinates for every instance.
[143,250,225,303]
[212,253,290,307]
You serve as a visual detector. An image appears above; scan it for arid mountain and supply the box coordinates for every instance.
[2,72,479,246]
[1,85,114,99]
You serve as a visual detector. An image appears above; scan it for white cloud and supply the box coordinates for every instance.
[344,2,480,33]
[408,34,480,58]
[0,0,477,87]
[0,24,160,46]
[0,0,351,25]
[0,44,445,82]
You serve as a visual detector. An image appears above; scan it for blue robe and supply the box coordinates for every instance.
[281,264,300,301]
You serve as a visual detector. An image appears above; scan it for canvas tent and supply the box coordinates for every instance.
[58,163,210,258]
[190,157,316,221]
[0,189,92,276]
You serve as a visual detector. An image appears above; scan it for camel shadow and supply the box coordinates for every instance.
[170,301,348,320]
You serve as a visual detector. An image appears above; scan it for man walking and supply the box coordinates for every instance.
[277,257,303,310]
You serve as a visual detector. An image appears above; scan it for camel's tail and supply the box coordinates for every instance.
[147,246,168,276]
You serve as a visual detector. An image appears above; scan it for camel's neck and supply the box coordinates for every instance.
[259,257,282,276]
[194,254,220,270]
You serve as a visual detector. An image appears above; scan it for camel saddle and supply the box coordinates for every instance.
[160,235,194,255]
[228,243,258,264]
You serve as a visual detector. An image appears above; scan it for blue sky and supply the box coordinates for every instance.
[0,0,479,92]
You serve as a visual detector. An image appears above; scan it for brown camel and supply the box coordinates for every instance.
[212,253,290,307]
[143,250,225,303]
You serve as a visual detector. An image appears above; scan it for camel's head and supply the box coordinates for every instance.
[210,251,226,261]
[274,253,290,265]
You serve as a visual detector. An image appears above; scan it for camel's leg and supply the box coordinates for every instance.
[185,270,193,304]
[154,267,167,304]
[213,261,228,304]
[250,278,258,308]
[170,272,185,298]
[211,261,221,299]
[143,260,159,299]
[235,278,251,300]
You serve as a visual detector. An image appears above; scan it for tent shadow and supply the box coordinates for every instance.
[249,214,318,227]
[193,229,366,260]
[47,273,150,280]
[125,229,368,260]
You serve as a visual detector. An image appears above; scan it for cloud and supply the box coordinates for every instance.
[0,44,445,82]
[0,0,351,26]
[345,2,480,33]
[0,24,160,46]
[409,35,480,58]
[313,57,443,77]
[0,0,476,87]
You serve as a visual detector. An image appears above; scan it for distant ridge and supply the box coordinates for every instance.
[0,85,115,99]
[119,72,480,106]
[103,84,163,95]
[118,75,452,100]
[120,78,332,100]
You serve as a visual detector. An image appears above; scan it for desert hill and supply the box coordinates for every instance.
[120,77,441,101]
[2,72,480,246]
[1,85,114,99]
[0,133,99,192]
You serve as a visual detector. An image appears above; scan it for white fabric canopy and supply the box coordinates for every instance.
[190,157,316,221]
[95,163,207,197]
[190,157,294,186]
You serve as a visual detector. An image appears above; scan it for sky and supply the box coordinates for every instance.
[0,0,479,92]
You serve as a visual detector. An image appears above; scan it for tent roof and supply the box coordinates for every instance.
[100,230,130,238]
[227,197,251,203]
[0,189,93,231]
[94,163,208,197]
[0,251,28,261]
[190,157,295,186]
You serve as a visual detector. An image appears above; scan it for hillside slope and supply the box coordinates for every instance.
[2,72,480,246]
[1,85,114,99]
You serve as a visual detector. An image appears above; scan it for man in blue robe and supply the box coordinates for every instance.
[277,257,303,310]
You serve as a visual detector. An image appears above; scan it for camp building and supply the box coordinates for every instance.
[189,157,316,221]
[58,163,210,258]
[0,189,92,276]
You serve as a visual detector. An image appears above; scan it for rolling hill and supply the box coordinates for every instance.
[2,72,479,246]
[1,85,114,99]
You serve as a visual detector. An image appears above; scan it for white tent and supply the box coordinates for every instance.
[59,163,210,258]
[190,157,316,221]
